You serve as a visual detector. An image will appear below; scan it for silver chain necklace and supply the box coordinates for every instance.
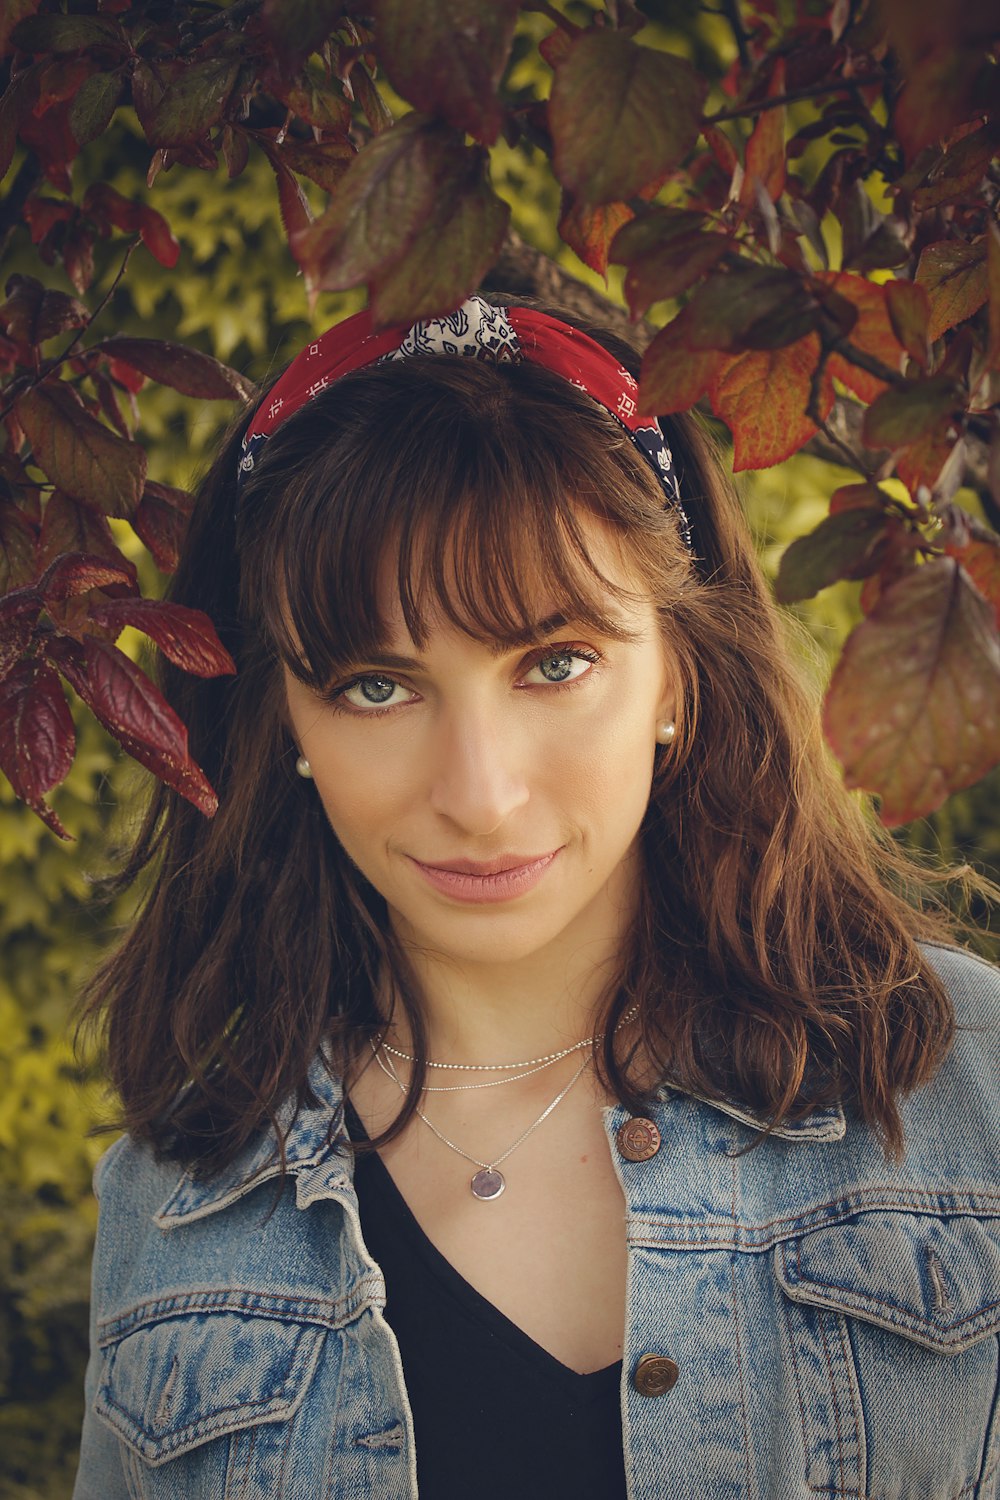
[378,1001,639,1073]
[372,1041,592,1201]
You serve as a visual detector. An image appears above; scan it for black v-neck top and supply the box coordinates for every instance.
[345,1101,627,1499]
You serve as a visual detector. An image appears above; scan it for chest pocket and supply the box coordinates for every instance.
[774,1211,1000,1500]
[94,1303,327,1498]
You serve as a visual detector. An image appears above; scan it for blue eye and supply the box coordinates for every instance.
[523,650,599,686]
[341,676,413,710]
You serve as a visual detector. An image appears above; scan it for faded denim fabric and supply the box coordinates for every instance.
[74,942,1000,1499]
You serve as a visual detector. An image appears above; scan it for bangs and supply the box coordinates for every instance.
[239,356,679,687]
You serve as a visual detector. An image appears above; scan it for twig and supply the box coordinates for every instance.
[0,238,139,427]
[705,81,873,124]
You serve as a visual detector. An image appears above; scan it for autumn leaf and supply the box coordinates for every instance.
[915,239,988,342]
[709,333,834,471]
[885,279,932,369]
[862,375,960,449]
[132,482,195,574]
[742,58,786,205]
[638,307,725,415]
[680,264,819,352]
[36,490,133,577]
[50,636,219,816]
[611,208,729,319]
[88,599,236,678]
[549,30,707,205]
[560,197,635,280]
[16,382,146,516]
[775,507,892,603]
[295,116,508,325]
[818,272,905,403]
[0,504,36,591]
[824,558,1000,825]
[94,338,253,401]
[371,0,520,145]
[0,657,75,838]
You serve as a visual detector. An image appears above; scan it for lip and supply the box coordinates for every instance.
[407,849,562,904]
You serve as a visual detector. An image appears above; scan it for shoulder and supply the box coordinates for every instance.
[920,938,1000,1039]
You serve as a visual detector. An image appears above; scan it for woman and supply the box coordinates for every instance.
[73,294,1000,1500]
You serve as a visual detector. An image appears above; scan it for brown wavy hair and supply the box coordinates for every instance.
[80,296,963,1171]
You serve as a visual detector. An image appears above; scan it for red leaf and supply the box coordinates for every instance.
[893,45,986,163]
[132,481,195,574]
[823,558,1000,825]
[142,57,240,148]
[0,589,42,683]
[549,30,707,205]
[896,424,960,496]
[51,636,219,816]
[0,657,75,835]
[296,117,509,325]
[260,146,314,274]
[0,504,37,591]
[371,0,520,145]
[885,279,931,370]
[37,491,135,578]
[639,309,725,414]
[559,196,634,279]
[221,124,250,180]
[611,208,729,319]
[818,272,905,402]
[911,126,994,211]
[260,0,346,69]
[89,599,236,678]
[264,137,353,195]
[742,58,786,205]
[915,239,988,342]
[945,535,1000,628]
[710,332,834,471]
[137,205,180,268]
[16,382,146,515]
[39,550,136,603]
[1,274,88,345]
[94,338,253,401]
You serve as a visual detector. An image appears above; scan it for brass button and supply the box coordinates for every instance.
[616,1116,661,1162]
[632,1353,679,1397]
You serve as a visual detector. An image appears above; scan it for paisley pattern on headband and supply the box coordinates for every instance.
[237,295,692,550]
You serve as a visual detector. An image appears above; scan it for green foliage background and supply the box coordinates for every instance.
[2,33,999,1500]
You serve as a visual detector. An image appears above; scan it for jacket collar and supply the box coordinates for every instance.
[154,1051,846,1228]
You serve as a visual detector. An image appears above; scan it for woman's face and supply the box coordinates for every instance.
[283,514,676,972]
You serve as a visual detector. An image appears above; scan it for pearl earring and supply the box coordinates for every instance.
[295,755,313,779]
[656,721,676,744]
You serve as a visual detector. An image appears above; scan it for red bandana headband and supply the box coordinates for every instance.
[238,295,691,547]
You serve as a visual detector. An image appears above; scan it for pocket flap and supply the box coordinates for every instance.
[95,1309,325,1465]
[775,1212,1000,1354]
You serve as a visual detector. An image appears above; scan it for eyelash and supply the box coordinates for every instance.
[323,646,604,719]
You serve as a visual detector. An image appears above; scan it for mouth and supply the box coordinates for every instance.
[406,849,563,904]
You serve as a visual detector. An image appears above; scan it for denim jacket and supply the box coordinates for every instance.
[73,942,1000,1500]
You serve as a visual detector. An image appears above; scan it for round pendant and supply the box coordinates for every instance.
[471,1168,505,1200]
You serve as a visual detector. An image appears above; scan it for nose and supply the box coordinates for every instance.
[428,704,529,835]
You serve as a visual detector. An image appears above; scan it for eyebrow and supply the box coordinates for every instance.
[352,611,631,671]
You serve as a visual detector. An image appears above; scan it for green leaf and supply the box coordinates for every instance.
[142,58,240,148]
[824,558,1000,825]
[370,171,509,325]
[69,69,122,147]
[862,375,960,449]
[775,508,890,603]
[915,239,988,342]
[11,14,121,53]
[16,383,146,517]
[679,265,818,352]
[549,30,707,205]
[885,279,931,369]
[372,0,520,145]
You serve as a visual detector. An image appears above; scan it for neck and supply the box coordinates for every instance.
[380,862,640,1067]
